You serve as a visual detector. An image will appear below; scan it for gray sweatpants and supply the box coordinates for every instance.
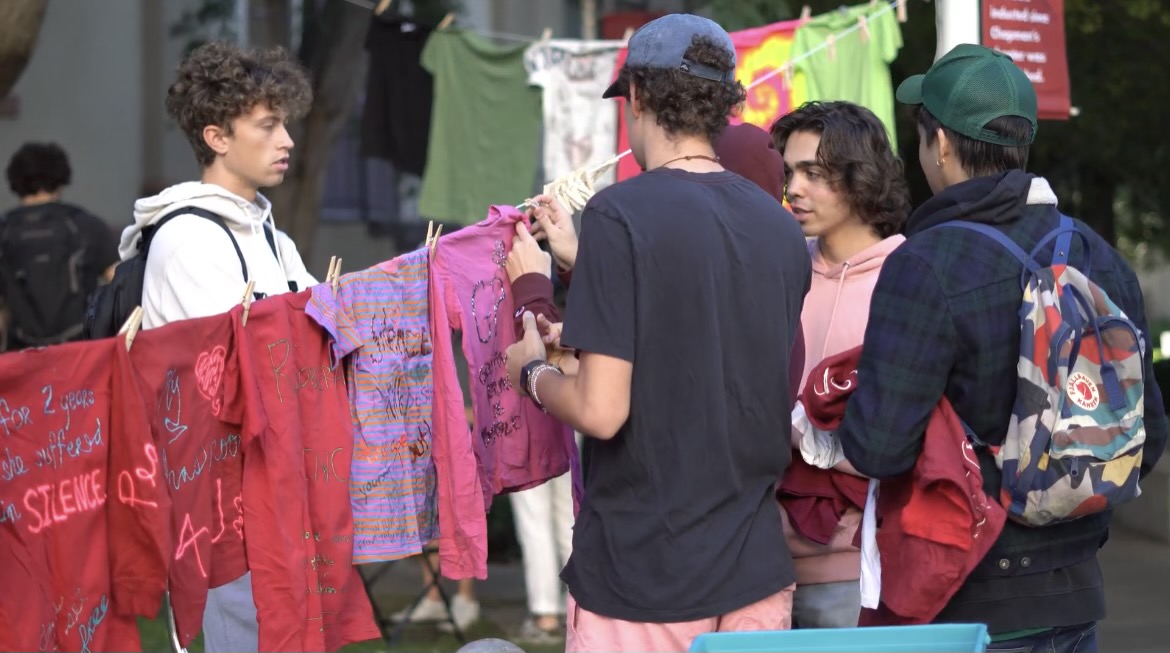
[791,580,862,629]
[202,572,259,652]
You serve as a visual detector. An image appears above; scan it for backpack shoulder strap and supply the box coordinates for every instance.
[144,207,249,280]
[1028,212,1094,274]
[262,223,298,292]
[264,223,279,259]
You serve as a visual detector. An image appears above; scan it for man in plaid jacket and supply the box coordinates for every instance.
[835,44,1167,651]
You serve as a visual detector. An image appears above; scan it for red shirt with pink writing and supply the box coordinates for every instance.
[129,312,249,647]
[0,339,168,653]
[227,291,379,652]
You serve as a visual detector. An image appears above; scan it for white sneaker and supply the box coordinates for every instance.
[516,617,563,645]
[438,595,480,632]
[391,597,449,623]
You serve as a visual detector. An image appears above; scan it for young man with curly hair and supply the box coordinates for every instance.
[119,41,316,329]
[769,101,911,629]
[1,142,119,350]
[505,14,810,653]
[117,41,318,653]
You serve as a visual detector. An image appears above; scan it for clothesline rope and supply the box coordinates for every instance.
[524,0,900,212]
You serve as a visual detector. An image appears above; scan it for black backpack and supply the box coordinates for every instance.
[0,204,92,347]
[82,207,288,340]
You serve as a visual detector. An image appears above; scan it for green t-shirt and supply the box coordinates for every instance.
[793,4,902,144]
[419,30,542,225]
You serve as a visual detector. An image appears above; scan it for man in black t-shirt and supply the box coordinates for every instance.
[1,142,119,351]
[505,14,810,653]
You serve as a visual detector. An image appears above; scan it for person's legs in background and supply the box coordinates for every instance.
[392,552,479,629]
[445,575,480,632]
[511,430,579,642]
[202,572,260,652]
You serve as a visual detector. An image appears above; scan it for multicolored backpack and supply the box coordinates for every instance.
[939,214,1147,526]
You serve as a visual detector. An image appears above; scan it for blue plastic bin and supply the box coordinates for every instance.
[688,623,989,652]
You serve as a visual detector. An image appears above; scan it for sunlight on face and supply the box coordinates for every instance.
[781,130,854,239]
[222,104,294,193]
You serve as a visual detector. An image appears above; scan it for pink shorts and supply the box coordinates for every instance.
[565,585,796,653]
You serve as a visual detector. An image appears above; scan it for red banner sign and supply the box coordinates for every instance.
[981,0,1071,120]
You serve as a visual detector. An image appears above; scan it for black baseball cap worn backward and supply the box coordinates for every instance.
[896,43,1039,146]
[602,13,737,100]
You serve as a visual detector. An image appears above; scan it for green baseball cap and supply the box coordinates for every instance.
[896,43,1038,146]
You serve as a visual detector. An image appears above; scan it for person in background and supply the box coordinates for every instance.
[713,121,785,201]
[769,100,911,628]
[390,549,481,633]
[505,14,809,653]
[0,142,119,351]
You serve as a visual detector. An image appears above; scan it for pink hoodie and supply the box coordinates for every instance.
[784,234,905,585]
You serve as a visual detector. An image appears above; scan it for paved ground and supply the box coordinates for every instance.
[367,526,1170,652]
[1095,527,1170,652]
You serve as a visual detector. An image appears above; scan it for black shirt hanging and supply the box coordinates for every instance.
[361,14,435,176]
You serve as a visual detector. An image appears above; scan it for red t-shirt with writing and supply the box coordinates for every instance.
[227,291,379,652]
[0,338,169,652]
[129,313,249,647]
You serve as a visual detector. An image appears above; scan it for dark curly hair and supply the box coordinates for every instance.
[771,101,911,239]
[6,142,71,197]
[166,41,312,167]
[615,36,746,144]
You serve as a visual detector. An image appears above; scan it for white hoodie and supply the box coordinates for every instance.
[120,182,317,329]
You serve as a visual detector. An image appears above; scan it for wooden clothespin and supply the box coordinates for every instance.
[374,0,393,16]
[799,5,811,22]
[782,61,795,88]
[437,12,455,30]
[332,259,343,293]
[326,256,337,283]
[119,306,145,351]
[826,33,837,60]
[896,0,908,23]
[425,220,434,248]
[858,15,870,42]
[622,26,634,44]
[541,27,553,44]
[430,224,443,256]
[241,281,256,327]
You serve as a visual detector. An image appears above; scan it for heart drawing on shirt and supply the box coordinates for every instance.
[471,277,506,344]
[196,346,227,416]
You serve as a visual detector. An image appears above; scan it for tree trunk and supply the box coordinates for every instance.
[267,1,369,260]
[1078,167,1117,246]
[0,0,49,98]
[249,0,293,50]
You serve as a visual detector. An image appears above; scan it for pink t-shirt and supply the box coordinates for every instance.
[429,205,580,579]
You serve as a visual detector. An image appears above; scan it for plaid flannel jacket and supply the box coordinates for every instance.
[837,171,1167,573]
